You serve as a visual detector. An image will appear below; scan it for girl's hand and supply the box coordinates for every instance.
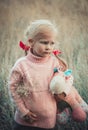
[23,111,37,123]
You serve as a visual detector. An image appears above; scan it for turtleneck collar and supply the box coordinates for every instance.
[26,49,51,63]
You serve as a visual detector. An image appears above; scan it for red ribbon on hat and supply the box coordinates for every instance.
[19,41,30,51]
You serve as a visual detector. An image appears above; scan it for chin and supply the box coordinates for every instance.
[43,55,50,57]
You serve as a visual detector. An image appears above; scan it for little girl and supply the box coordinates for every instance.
[9,19,64,130]
[9,19,88,130]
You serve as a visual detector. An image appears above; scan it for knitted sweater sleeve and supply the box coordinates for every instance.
[9,63,29,117]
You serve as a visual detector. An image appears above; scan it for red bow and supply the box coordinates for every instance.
[52,50,62,55]
[19,41,30,51]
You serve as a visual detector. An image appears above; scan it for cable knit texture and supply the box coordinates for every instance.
[9,50,62,128]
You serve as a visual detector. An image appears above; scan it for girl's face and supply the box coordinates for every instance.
[31,33,56,57]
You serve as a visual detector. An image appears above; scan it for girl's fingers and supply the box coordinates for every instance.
[31,113,37,120]
[27,111,37,120]
[23,111,38,123]
[30,115,37,121]
[30,111,37,117]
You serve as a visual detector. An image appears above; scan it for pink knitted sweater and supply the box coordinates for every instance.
[9,50,60,128]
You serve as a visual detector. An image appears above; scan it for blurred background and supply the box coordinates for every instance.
[0,0,88,129]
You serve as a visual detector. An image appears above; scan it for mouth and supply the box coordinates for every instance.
[44,52,51,55]
[44,51,51,53]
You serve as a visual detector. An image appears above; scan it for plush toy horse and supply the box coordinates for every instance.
[50,51,88,122]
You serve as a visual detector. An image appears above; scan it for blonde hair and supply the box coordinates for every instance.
[24,19,58,42]
[56,56,68,71]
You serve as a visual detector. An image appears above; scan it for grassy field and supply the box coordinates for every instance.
[0,0,88,129]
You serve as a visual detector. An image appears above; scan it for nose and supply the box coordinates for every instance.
[45,44,51,50]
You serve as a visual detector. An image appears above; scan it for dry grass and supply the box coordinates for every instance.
[0,0,88,129]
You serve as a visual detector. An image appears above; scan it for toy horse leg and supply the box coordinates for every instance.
[65,95,86,122]
[57,93,87,122]
[72,86,83,103]
[72,86,88,113]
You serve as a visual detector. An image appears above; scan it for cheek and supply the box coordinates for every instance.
[36,45,43,53]
[51,46,54,51]
[38,45,45,50]
[52,44,55,48]
[51,45,55,50]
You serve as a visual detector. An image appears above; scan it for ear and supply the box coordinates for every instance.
[28,39,33,43]
[28,39,34,48]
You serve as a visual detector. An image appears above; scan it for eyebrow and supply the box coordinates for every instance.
[39,39,54,42]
